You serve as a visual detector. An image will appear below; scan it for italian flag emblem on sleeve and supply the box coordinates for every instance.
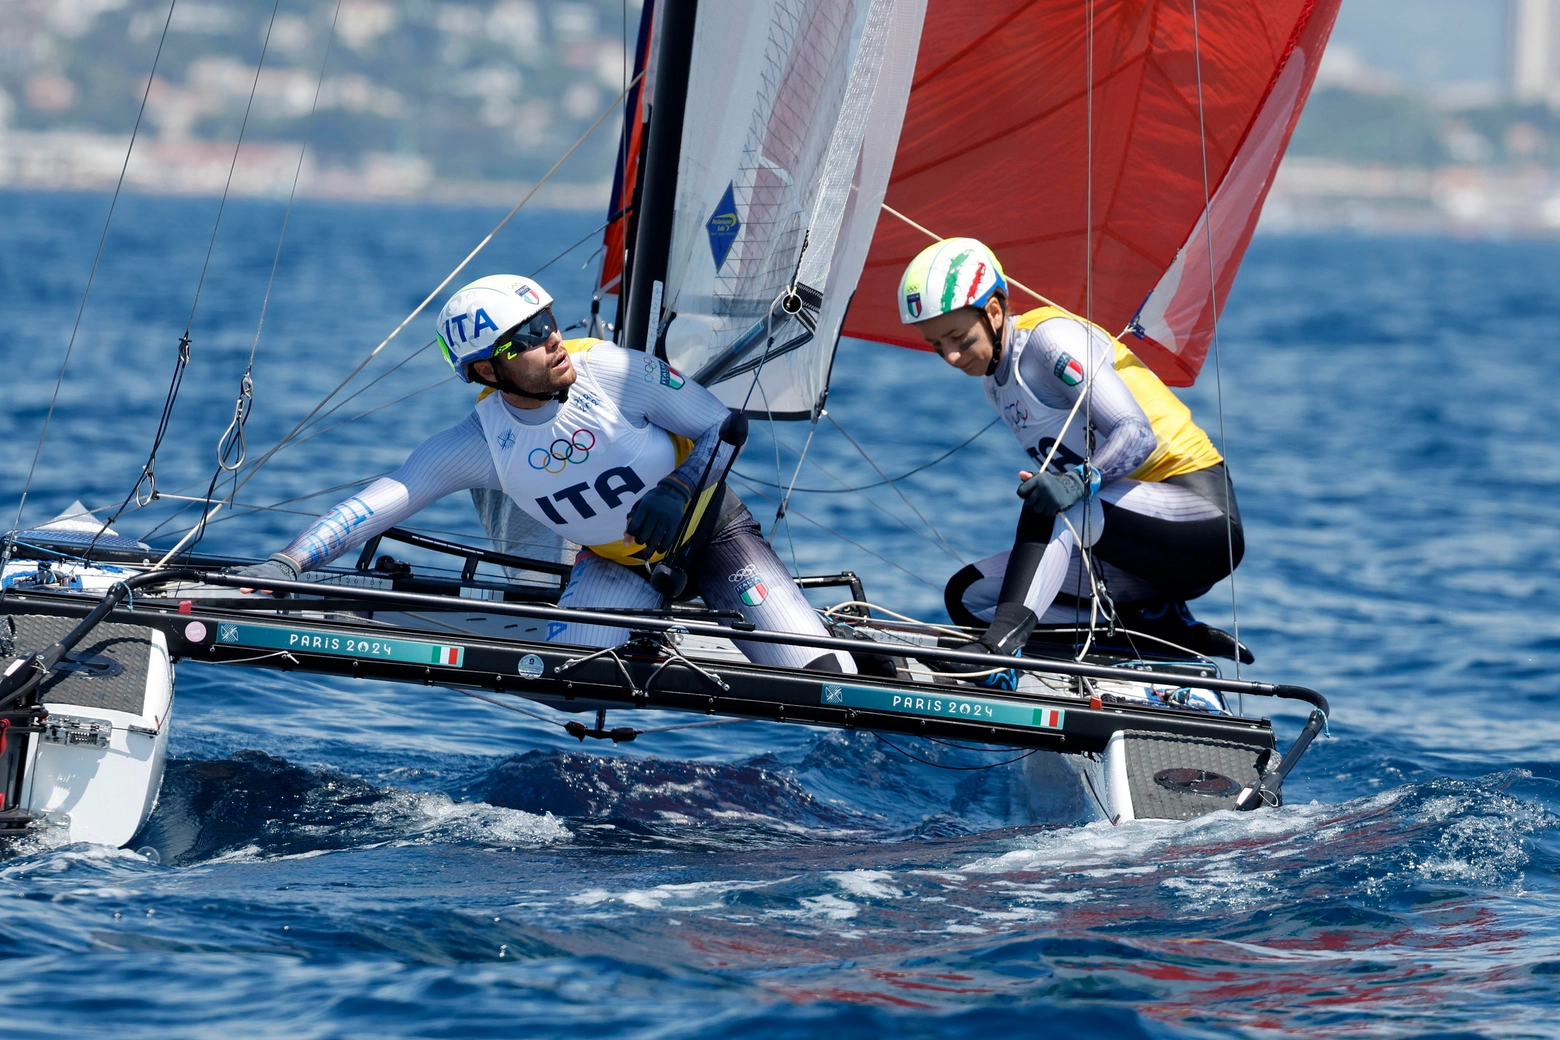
[1054,353,1084,386]
[433,645,465,667]
[739,579,768,606]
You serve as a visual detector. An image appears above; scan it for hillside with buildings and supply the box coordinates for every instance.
[0,0,635,204]
[2,0,1560,233]
[1265,0,1560,234]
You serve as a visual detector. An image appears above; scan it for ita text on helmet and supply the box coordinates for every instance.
[436,274,555,383]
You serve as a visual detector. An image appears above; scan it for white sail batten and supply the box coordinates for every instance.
[661,0,926,419]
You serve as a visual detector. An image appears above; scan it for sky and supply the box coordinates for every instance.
[1329,0,1509,91]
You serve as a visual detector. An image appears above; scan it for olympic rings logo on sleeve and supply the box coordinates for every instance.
[528,428,596,473]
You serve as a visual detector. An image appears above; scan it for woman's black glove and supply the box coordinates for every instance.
[625,480,691,556]
[1017,469,1087,516]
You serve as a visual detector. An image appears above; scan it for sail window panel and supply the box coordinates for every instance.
[662,0,926,419]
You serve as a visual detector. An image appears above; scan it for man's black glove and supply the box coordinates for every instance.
[232,553,301,595]
[1017,469,1087,517]
[625,480,690,556]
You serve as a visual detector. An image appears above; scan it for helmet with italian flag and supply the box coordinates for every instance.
[897,238,1008,325]
[436,274,554,383]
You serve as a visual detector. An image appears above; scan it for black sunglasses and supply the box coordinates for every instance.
[493,308,558,357]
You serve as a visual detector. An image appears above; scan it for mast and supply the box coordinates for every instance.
[621,0,698,356]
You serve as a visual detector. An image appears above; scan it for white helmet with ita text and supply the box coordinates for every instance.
[436,274,554,383]
[897,238,1008,325]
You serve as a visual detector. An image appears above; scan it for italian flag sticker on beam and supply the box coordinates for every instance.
[1033,707,1064,729]
[433,645,465,667]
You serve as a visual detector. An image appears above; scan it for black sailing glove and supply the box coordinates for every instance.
[625,480,691,556]
[1017,469,1087,517]
[233,554,301,583]
[231,553,301,596]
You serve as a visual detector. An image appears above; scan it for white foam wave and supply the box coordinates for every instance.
[568,876,787,911]
[392,791,570,847]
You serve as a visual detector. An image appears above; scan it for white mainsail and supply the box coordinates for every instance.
[659,0,926,419]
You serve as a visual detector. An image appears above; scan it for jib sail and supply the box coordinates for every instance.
[647,0,927,419]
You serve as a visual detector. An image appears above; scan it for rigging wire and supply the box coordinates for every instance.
[1189,0,1243,687]
[226,75,641,504]
[750,423,965,565]
[771,410,822,535]
[3,0,179,579]
[729,478,942,592]
[1078,0,1108,656]
[136,476,391,543]
[825,413,964,566]
[530,217,614,280]
[257,375,455,455]
[91,0,289,564]
[736,417,998,493]
[171,0,345,566]
[279,341,441,443]
[121,338,438,540]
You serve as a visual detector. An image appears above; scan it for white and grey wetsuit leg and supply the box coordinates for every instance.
[546,515,855,675]
[549,551,664,648]
[695,514,856,674]
[948,466,1243,624]
[985,497,1104,621]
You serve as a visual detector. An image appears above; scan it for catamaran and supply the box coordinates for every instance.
[0,0,1340,847]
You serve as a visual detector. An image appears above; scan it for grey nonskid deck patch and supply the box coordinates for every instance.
[1121,730,1266,821]
[13,614,153,717]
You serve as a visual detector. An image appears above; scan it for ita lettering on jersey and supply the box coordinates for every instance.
[476,348,679,553]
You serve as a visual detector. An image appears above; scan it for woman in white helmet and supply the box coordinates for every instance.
[239,274,855,674]
[898,239,1248,676]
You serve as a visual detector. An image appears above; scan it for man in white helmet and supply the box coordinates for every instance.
[897,239,1249,679]
[239,274,855,674]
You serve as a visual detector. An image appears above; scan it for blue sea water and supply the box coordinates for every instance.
[2,188,1559,1038]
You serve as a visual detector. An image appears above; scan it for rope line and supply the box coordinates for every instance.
[1189,0,1243,684]
[169,0,344,568]
[826,413,964,565]
[93,0,288,565]
[729,478,942,591]
[3,0,179,575]
[737,417,997,493]
[753,424,964,565]
[226,75,640,503]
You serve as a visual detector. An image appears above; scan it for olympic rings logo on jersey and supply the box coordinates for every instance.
[727,564,760,582]
[528,428,597,473]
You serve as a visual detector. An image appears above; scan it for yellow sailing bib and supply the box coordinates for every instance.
[1013,308,1222,482]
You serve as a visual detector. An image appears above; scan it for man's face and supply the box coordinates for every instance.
[472,327,577,400]
[918,302,998,376]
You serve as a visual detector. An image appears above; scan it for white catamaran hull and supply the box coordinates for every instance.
[5,611,173,848]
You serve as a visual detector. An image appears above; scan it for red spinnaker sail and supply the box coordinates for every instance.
[844,0,1342,386]
[596,0,657,297]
